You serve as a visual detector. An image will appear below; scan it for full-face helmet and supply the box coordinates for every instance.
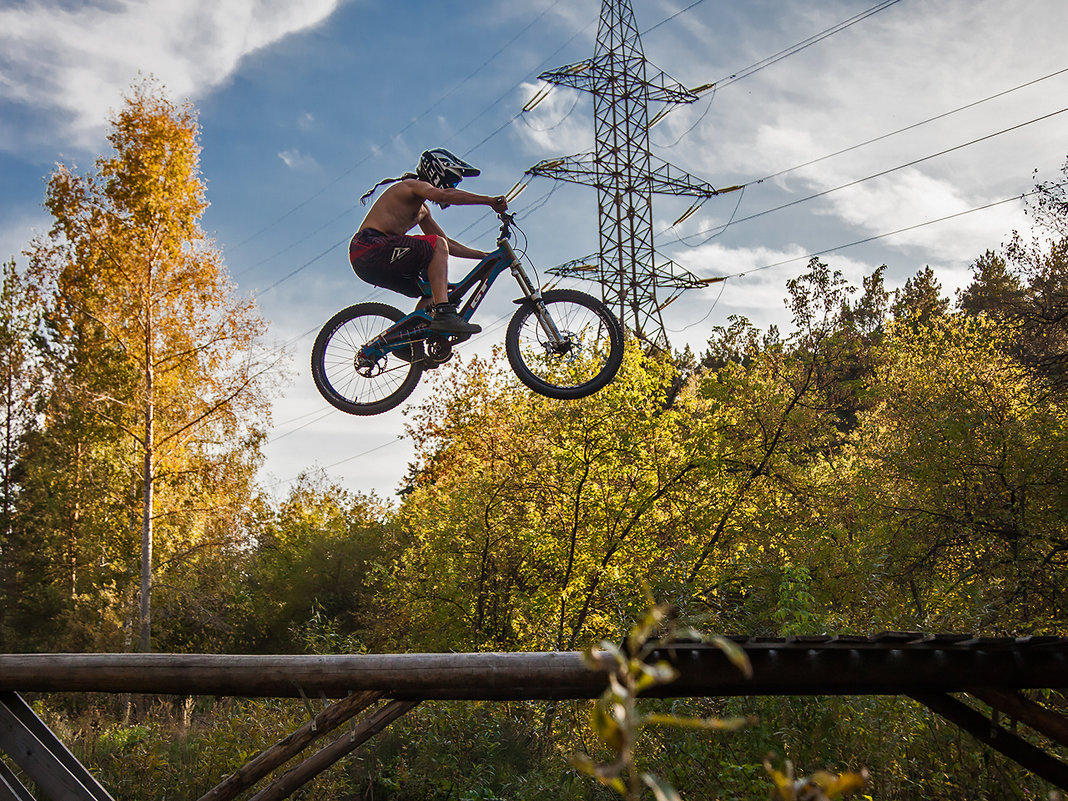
[417,148,480,190]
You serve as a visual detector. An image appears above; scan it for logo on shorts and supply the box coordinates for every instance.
[390,247,410,263]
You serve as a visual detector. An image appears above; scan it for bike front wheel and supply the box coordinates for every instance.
[505,289,624,400]
[311,302,423,415]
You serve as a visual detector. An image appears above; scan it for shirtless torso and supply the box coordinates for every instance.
[348,176,508,334]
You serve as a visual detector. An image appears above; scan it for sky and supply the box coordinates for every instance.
[2,0,1068,502]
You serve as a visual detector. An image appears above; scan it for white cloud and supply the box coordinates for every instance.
[512,82,593,156]
[813,169,1027,263]
[657,0,1068,263]
[277,148,319,171]
[0,0,345,151]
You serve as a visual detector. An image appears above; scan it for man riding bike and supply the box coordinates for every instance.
[351,148,508,335]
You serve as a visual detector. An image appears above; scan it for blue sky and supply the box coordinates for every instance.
[2,0,1068,500]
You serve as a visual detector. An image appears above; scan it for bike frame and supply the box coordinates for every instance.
[360,216,564,362]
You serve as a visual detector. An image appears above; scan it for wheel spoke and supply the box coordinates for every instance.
[506,290,623,400]
[311,303,423,415]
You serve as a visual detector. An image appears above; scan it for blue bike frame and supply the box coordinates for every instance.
[358,216,562,363]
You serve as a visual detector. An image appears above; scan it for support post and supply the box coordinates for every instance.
[0,758,34,801]
[0,692,114,801]
[968,688,1068,749]
[910,692,1068,790]
[198,690,382,801]
[248,700,419,801]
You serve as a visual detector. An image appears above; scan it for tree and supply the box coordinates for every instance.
[0,261,39,525]
[841,313,1068,630]
[0,259,44,643]
[25,79,275,651]
[235,473,392,653]
[387,344,701,653]
[958,250,1026,318]
[891,266,949,324]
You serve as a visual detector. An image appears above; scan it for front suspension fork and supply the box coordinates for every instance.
[505,245,565,344]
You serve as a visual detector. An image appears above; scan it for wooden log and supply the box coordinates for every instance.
[0,691,115,801]
[910,692,1068,790]
[0,642,1066,699]
[0,653,605,699]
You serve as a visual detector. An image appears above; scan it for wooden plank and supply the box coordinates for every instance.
[0,692,115,801]
[248,700,419,801]
[910,693,1068,790]
[0,758,34,801]
[0,653,604,699]
[197,690,381,801]
[968,688,1068,748]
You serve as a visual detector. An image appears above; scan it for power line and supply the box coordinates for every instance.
[263,434,408,492]
[714,185,1051,282]
[231,0,568,252]
[236,1,907,295]
[233,204,356,279]
[250,239,345,298]
[240,0,880,289]
[755,64,1068,186]
[455,0,720,156]
[640,0,709,36]
[269,408,335,442]
[454,21,598,154]
[698,0,904,94]
[667,103,1068,247]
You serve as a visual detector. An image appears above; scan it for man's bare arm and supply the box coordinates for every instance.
[418,209,487,260]
[409,180,508,214]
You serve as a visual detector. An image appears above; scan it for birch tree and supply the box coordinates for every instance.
[27,79,275,651]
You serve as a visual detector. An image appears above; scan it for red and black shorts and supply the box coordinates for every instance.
[349,228,439,299]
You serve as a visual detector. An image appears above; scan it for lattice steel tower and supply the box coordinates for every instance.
[526,0,736,347]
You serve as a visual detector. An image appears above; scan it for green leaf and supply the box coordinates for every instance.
[628,603,670,650]
[642,713,753,732]
[591,699,623,751]
[634,660,679,693]
[583,642,620,670]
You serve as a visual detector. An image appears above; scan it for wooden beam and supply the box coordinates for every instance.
[0,758,34,801]
[910,693,1068,790]
[0,692,115,801]
[0,642,1066,699]
[248,700,419,801]
[968,688,1068,749]
[0,653,604,699]
[197,690,382,801]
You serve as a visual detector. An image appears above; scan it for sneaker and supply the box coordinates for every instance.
[428,303,481,335]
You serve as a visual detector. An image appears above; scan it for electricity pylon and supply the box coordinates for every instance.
[525,0,737,348]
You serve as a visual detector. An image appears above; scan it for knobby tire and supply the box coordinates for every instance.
[311,302,423,416]
[505,289,624,400]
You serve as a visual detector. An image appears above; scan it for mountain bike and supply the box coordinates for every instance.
[311,213,625,415]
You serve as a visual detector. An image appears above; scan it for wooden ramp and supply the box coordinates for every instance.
[0,634,1066,798]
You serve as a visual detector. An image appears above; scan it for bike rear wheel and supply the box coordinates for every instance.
[505,289,624,400]
[311,302,423,415]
